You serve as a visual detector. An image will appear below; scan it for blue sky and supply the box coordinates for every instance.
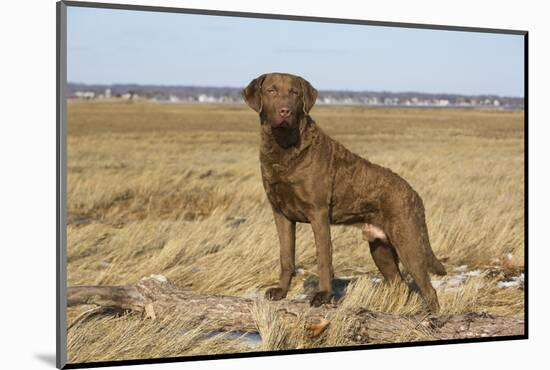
[67,6,525,97]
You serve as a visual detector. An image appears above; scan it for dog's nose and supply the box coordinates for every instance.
[279,107,291,118]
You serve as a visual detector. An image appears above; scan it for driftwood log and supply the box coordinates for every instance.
[67,275,524,344]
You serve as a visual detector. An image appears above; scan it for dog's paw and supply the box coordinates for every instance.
[309,291,333,307]
[265,287,287,301]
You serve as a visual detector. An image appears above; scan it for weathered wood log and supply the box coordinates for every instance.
[67,275,524,344]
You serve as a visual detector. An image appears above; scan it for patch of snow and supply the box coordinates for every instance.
[454,265,469,272]
[497,281,519,288]
[462,270,482,277]
[432,268,484,290]
[497,273,524,289]
[224,331,262,347]
[447,277,465,286]
[200,331,262,347]
[431,280,445,288]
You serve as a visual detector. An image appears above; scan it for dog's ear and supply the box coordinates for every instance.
[242,74,267,113]
[299,77,318,115]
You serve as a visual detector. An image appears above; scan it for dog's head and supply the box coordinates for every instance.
[242,73,318,129]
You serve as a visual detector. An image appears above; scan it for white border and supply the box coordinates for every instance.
[2,1,547,369]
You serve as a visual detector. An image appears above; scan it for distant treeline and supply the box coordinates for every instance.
[67,82,524,109]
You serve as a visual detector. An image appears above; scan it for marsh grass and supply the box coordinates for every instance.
[66,101,524,363]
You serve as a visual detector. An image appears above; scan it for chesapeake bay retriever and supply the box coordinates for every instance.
[242,72,447,312]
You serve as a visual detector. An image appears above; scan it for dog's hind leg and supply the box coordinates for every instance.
[386,217,440,313]
[369,239,403,283]
[405,258,440,313]
[358,224,403,283]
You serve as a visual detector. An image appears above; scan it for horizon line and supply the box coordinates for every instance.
[67,81,525,99]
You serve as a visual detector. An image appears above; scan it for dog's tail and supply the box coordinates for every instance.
[414,194,447,276]
[416,217,447,276]
[425,240,447,275]
[422,230,446,275]
[429,254,447,276]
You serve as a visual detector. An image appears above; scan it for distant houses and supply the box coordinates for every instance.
[197,94,216,103]
[73,91,96,100]
[72,88,141,100]
[318,95,500,108]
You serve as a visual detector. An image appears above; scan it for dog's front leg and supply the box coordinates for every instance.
[309,209,334,307]
[265,209,296,301]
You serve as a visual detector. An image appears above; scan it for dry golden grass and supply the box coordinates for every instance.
[66,100,524,363]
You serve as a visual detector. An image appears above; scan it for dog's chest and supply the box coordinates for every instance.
[260,160,311,222]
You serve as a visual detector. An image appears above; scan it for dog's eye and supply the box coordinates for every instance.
[290,90,299,95]
[266,89,276,95]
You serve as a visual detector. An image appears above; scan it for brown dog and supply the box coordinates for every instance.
[242,72,446,312]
